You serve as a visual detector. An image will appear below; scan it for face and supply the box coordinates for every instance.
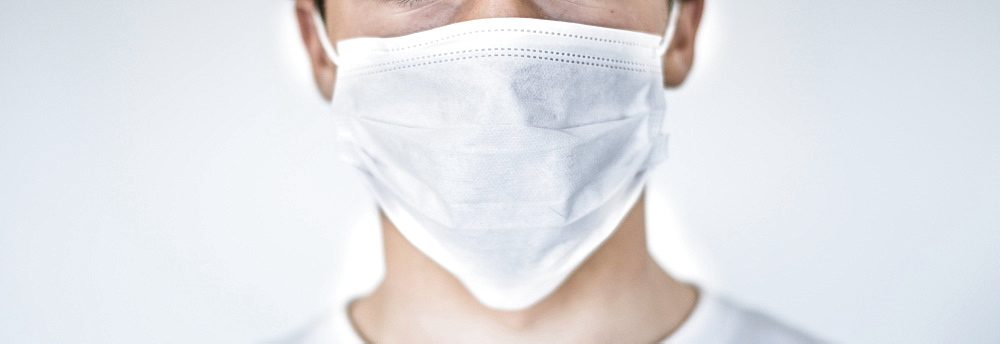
[294,0,704,99]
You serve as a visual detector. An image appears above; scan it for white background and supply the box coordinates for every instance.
[1,0,998,343]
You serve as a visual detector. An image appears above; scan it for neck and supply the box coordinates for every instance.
[350,193,698,343]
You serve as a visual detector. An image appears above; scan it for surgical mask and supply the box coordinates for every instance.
[315,11,676,310]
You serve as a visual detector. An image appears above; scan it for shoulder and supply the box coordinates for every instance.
[664,291,822,344]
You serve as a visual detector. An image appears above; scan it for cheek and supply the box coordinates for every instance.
[331,0,461,39]
[535,0,668,34]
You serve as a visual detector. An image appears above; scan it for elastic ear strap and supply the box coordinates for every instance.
[656,0,680,56]
[311,11,341,65]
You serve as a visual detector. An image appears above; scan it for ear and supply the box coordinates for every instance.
[662,0,704,88]
[295,0,336,101]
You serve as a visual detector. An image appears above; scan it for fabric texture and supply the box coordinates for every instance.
[324,17,671,310]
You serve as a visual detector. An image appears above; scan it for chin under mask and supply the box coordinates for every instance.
[315,13,675,310]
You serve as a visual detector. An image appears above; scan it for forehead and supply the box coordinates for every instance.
[324,0,670,41]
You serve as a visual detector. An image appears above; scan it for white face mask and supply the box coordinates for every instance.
[315,12,676,310]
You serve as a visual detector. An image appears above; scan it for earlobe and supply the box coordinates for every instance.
[661,0,704,88]
[294,0,337,101]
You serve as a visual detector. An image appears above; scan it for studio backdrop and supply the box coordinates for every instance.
[1,0,997,343]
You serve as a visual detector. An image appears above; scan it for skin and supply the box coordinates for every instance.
[294,0,705,341]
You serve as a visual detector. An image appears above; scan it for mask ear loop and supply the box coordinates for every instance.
[311,11,342,65]
[655,0,680,56]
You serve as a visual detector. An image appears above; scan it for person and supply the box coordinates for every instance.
[283,0,820,342]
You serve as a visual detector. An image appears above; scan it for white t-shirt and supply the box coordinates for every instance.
[275,207,820,343]
[281,289,818,344]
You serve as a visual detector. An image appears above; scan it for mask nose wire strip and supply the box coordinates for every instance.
[315,6,675,62]
[655,0,680,56]
[312,11,342,66]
